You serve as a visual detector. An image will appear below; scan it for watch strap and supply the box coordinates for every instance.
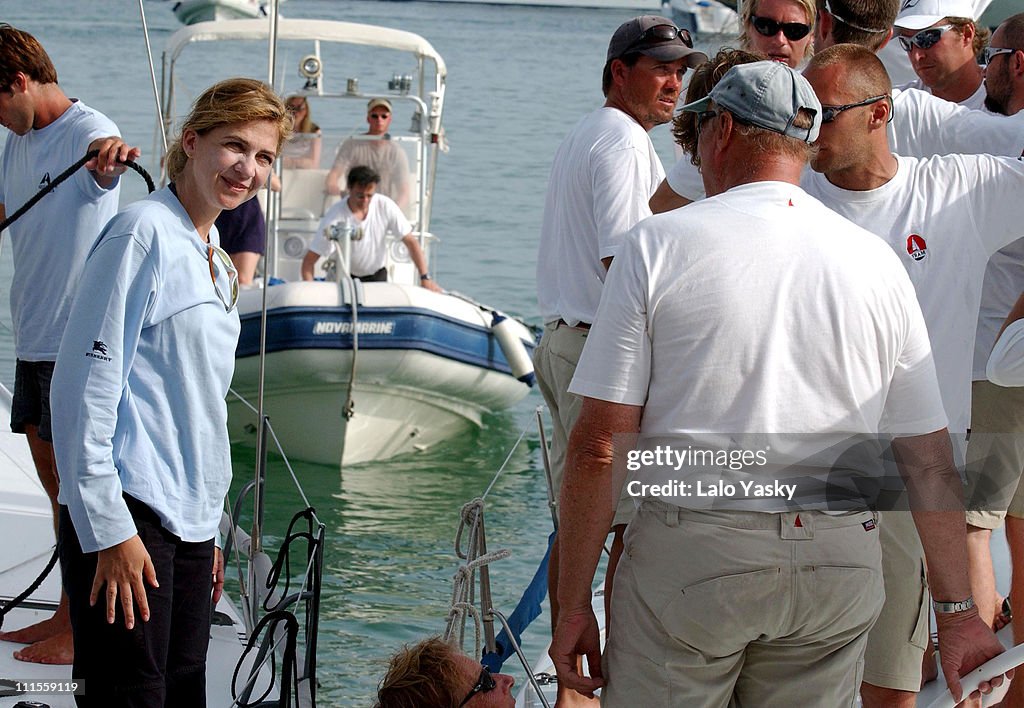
[932,596,975,614]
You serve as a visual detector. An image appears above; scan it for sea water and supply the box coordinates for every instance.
[0,0,717,703]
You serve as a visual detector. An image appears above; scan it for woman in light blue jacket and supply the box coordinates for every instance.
[52,78,290,707]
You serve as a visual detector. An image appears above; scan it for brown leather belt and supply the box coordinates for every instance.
[557,318,591,330]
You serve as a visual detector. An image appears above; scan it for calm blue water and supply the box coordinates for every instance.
[0,1,706,704]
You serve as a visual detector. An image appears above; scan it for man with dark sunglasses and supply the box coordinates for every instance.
[649,0,1024,214]
[893,0,988,109]
[325,97,411,210]
[533,15,705,707]
[375,637,514,707]
[802,42,1024,708]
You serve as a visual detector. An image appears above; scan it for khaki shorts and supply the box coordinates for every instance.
[602,502,883,707]
[533,321,634,527]
[965,380,1024,529]
[862,510,930,692]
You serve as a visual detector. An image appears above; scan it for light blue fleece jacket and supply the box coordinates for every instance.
[53,186,240,553]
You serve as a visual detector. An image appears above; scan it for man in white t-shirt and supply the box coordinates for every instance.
[987,290,1024,386]
[648,0,1024,212]
[801,43,1024,707]
[551,59,1004,708]
[0,23,139,666]
[893,0,988,109]
[301,165,440,292]
[532,18,705,706]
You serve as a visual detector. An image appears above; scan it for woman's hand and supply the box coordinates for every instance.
[212,546,225,604]
[90,534,158,630]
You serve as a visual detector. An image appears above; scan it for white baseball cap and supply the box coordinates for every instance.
[895,0,976,30]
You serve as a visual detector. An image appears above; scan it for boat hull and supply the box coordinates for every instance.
[229,281,535,466]
[172,0,265,25]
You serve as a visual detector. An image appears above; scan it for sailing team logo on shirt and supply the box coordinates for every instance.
[37,173,51,191]
[906,234,928,262]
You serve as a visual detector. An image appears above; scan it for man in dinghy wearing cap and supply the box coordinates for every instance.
[532,15,705,706]
[551,58,1006,707]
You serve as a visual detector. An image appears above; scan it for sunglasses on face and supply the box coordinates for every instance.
[694,109,720,141]
[821,94,890,123]
[459,666,497,706]
[208,243,239,313]
[286,103,305,113]
[983,46,1017,64]
[623,23,695,54]
[897,24,954,51]
[750,15,812,41]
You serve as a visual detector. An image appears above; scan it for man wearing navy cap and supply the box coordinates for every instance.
[551,58,1004,706]
[532,19,704,704]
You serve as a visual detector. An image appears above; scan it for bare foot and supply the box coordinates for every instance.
[0,611,71,645]
[11,630,73,665]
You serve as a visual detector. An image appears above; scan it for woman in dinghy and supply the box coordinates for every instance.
[50,78,290,707]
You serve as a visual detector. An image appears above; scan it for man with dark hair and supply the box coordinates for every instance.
[552,57,1005,708]
[375,637,515,708]
[0,22,139,666]
[532,17,705,706]
[302,165,440,291]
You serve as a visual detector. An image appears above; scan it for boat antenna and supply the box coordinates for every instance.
[249,0,282,629]
[137,0,168,153]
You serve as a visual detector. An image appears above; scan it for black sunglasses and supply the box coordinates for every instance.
[624,23,695,54]
[821,94,890,123]
[750,15,812,41]
[695,109,720,140]
[897,24,954,51]
[459,666,497,706]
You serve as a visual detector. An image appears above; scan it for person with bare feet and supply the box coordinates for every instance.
[0,23,139,666]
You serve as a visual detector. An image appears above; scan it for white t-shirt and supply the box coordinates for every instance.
[665,88,1024,203]
[536,107,664,325]
[802,154,1024,433]
[973,240,1024,379]
[308,192,411,277]
[0,100,120,360]
[987,319,1024,386]
[895,78,988,112]
[570,181,946,510]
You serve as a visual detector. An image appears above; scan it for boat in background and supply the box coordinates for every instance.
[671,0,737,36]
[159,18,538,467]
[168,0,276,25]
[382,0,663,9]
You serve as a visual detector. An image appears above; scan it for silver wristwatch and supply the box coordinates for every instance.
[932,597,975,614]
